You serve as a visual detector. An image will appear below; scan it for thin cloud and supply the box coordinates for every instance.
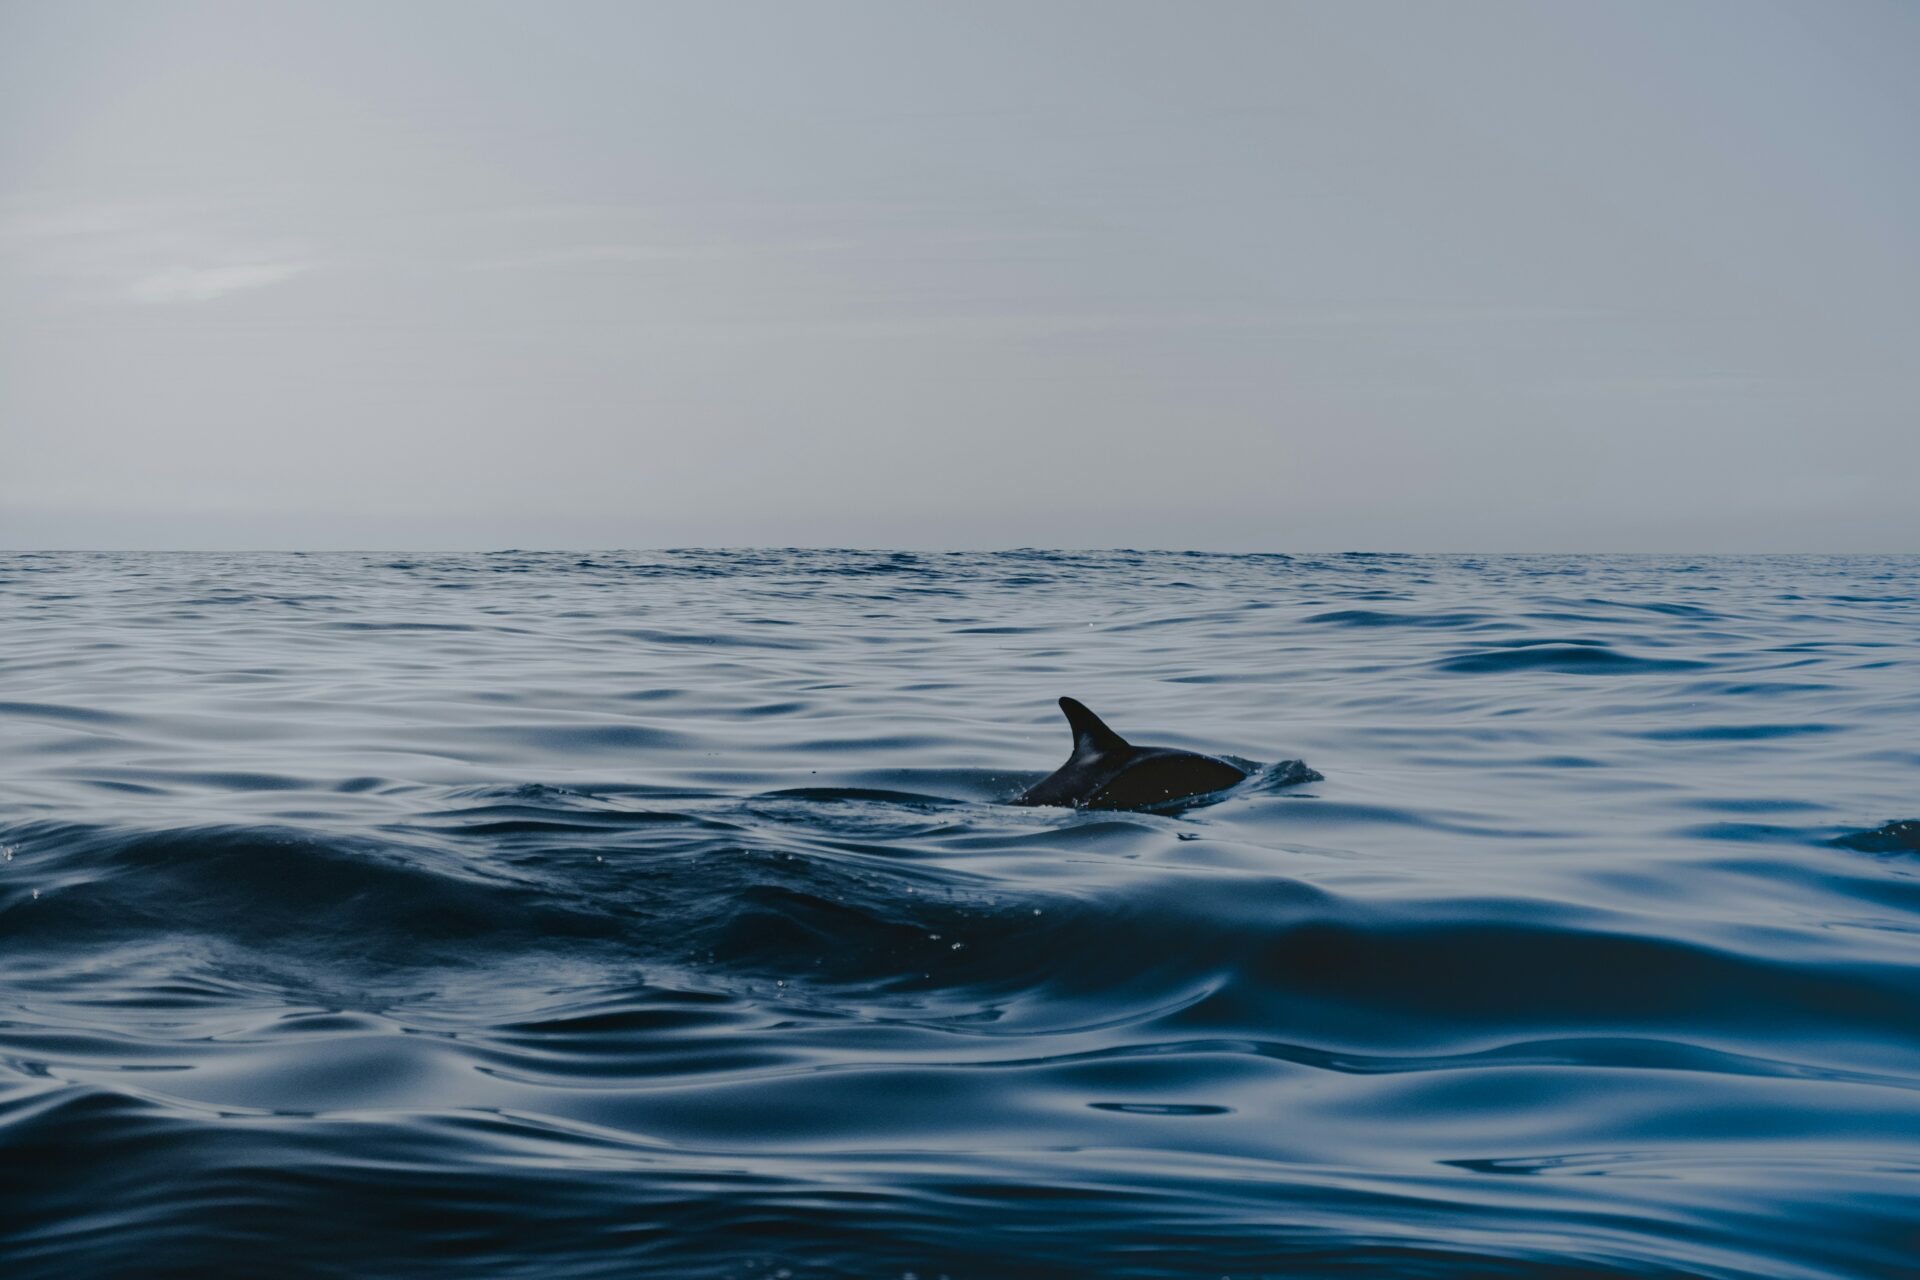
[0,196,318,305]
[125,260,316,304]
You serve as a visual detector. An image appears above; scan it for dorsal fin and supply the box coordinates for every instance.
[1059,696,1129,758]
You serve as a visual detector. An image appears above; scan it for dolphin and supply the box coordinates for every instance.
[1015,697,1252,811]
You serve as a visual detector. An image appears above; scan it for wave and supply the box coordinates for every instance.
[14,811,1913,1071]
[1436,641,1709,675]
[1303,608,1496,629]
[1832,820,1920,854]
[0,824,620,961]
[5,1085,1911,1279]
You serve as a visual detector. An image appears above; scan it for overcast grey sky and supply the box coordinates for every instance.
[3,0,1916,550]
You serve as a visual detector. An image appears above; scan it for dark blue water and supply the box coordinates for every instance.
[4,551,1919,1278]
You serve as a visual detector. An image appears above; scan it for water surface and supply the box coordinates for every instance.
[4,551,1919,1278]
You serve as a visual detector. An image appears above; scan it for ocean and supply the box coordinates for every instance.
[3,550,1918,1278]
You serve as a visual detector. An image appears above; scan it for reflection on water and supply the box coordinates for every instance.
[3,550,1919,1277]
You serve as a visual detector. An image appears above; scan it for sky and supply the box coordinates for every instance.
[2,0,1917,551]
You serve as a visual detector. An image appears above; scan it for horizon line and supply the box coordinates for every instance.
[6,546,1918,558]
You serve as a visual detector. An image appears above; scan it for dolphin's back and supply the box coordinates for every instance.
[1016,697,1249,810]
[1079,747,1247,810]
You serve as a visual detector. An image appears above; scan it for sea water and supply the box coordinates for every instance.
[3,551,1918,1278]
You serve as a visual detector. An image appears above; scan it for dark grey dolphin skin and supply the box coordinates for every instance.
[1015,697,1251,810]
